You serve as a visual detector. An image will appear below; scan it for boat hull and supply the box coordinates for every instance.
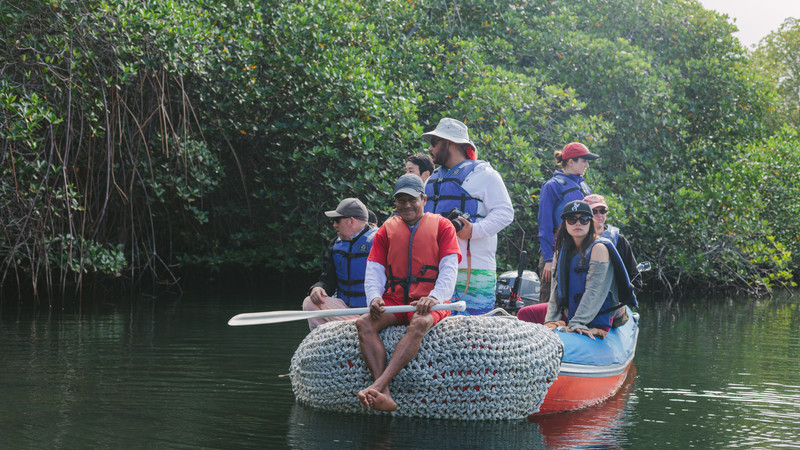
[536,361,633,414]
[530,366,637,447]
[533,308,639,415]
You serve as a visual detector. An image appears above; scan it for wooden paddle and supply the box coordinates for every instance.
[228,301,467,326]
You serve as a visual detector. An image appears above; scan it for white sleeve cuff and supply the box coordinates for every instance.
[429,253,459,302]
[365,261,386,302]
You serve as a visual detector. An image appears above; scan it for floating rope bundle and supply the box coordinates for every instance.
[289,315,563,420]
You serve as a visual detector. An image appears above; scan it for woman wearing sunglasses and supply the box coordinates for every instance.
[519,200,636,339]
[536,142,598,306]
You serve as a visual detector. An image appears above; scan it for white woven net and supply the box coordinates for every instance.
[289,315,563,420]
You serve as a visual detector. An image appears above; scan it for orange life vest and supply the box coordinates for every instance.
[384,213,441,303]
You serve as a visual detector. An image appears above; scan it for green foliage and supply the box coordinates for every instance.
[1,0,797,299]
[628,127,800,295]
[48,234,126,275]
[751,18,800,131]
[0,0,232,296]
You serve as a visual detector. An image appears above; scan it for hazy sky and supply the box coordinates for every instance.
[697,0,799,47]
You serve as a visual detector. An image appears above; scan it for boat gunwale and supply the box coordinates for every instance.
[557,315,639,378]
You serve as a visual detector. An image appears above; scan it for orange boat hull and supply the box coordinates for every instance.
[534,361,633,414]
[531,309,640,416]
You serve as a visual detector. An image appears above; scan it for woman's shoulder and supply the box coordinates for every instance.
[590,240,610,261]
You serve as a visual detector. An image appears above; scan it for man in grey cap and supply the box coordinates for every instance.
[302,197,378,330]
[355,173,461,411]
[421,118,514,316]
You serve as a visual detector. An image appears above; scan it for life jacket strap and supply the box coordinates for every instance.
[597,303,625,316]
[385,265,439,304]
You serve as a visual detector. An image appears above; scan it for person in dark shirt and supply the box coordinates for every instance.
[302,197,377,330]
[583,194,642,293]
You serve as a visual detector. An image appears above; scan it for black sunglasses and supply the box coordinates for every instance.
[565,215,592,226]
[333,217,350,224]
[592,208,608,215]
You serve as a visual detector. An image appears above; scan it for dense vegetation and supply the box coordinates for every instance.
[2,0,799,302]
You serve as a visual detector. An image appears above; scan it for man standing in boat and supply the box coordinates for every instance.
[421,118,514,315]
[356,173,461,411]
[302,197,377,330]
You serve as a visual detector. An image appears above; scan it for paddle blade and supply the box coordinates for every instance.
[228,310,318,326]
[228,306,368,326]
[227,301,467,326]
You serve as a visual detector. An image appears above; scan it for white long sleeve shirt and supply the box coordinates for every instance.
[430,161,514,271]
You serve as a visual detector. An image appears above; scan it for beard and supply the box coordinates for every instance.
[432,146,448,166]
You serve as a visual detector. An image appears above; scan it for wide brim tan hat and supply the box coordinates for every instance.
[421,118,478,159]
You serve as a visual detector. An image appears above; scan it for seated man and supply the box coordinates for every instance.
[356,173,461,411]
[302,197,377,330]
[367,209,379,228]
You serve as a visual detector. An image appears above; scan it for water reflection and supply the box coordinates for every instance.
[287,403,549,449]
[0,295,305,448]
[630,294,800,447]
[639,378,800,447]
[285,368,639,449]
[530,366,636,449]
[2,292,800,447]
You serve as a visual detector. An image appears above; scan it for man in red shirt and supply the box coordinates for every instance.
[356,173,462,411]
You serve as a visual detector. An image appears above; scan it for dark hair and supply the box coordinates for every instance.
[553,215,596,264]
[407,153,434,175]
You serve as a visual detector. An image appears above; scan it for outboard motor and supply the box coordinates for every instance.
[495,251,540,315]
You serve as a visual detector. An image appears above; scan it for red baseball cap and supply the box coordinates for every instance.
[562,142,599,160]
[583,194,608,209]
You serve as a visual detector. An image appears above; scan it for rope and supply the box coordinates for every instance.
[289,315,564,420]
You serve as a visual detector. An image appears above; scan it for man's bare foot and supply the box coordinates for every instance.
[357,387,397,411]
[366,387,397,411]
[357,388,374,408]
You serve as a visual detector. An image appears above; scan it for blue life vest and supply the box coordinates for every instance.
[601,225,620,246]
[555,237,637,328]
[424,159,484,220]
[332,226,377,307]
[550,172,591,231]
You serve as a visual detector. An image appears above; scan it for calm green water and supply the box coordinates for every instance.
[1,291,799,448]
